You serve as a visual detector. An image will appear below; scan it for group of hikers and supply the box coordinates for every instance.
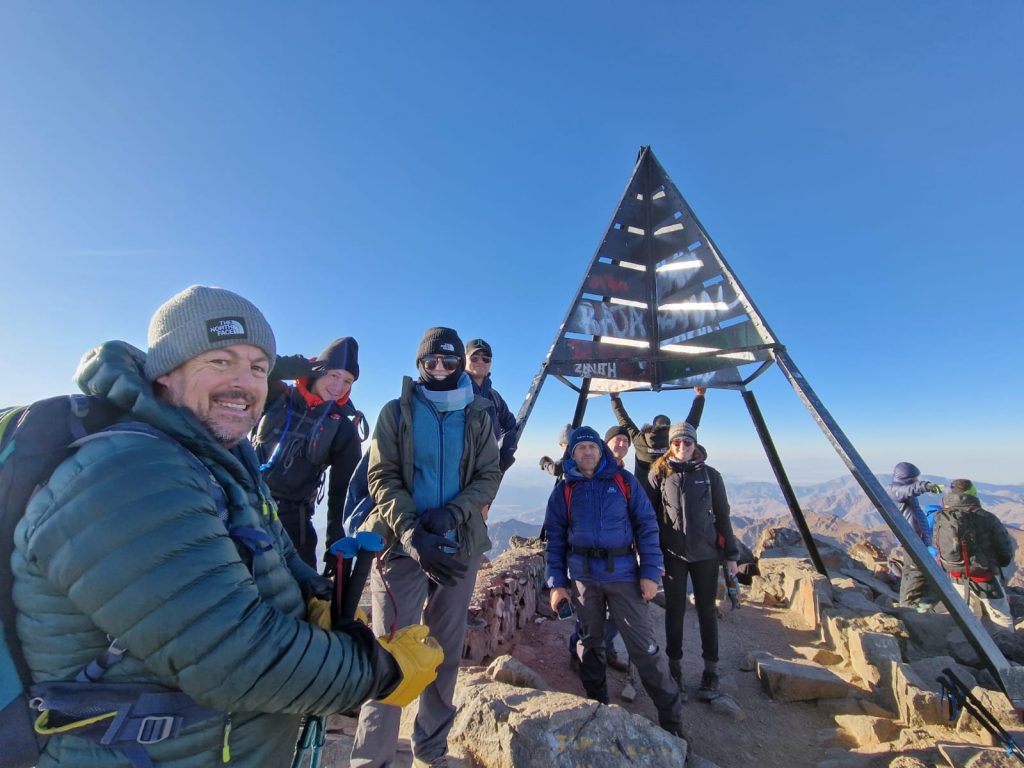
[887,462,1016,630]
[2,282,1015,768]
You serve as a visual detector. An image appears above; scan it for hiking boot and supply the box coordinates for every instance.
[607,651,629,673]
[658,717,689,742]
[413,757,449,768]
[696,670,719,701]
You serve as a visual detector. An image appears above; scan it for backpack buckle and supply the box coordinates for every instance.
[137,715,175,744]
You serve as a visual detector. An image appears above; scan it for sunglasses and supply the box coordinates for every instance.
[470,353,492,364]
[421,355,462,372]
[671,437,696,447]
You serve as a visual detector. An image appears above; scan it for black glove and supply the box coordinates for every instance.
[305,573,335,600]
[418,506,458,536]
[540,456,554,472]
[401,526,468,587]
[270,354,319,381]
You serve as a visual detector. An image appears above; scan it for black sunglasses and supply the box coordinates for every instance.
[671,437,696,447]
[421,355,461,372]
[470,353,492,363]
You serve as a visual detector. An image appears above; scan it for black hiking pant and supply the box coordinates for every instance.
[277,498,317,567]
[663,555,720,663]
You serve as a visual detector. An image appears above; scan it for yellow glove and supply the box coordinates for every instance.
[355,607,369,626]
[306,597,333,630]
[376,625,444,707]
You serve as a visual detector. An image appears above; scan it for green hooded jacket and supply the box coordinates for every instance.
[12,341,384,767]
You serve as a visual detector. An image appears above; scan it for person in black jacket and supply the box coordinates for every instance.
[466,338,519,473]
[251,337,363,566]
[650,421,738,703]
[610,388,706,508]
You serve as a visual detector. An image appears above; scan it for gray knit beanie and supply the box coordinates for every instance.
[669,421,697,443]
[144,285,277,381]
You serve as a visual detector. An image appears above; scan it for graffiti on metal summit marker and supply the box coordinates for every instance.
[572,361,618,378]
[569,300,647,339]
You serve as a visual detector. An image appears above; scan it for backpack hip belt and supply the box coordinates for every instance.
[569,544,635,576]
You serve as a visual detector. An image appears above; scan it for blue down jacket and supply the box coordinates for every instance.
[12,341,384,767]
[545,441,663,588]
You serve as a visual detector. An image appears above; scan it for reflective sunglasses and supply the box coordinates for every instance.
[470,353,492,364]
[421,355,461,372]
[671,437,696,447]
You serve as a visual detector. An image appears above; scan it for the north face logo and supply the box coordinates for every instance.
[440,343,455,352]
[206,317,248,342]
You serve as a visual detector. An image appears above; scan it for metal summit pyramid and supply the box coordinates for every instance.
[514,145,1024,709]
[541,145,778,395]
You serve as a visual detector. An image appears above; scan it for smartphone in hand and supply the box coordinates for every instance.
[556,599,574,620]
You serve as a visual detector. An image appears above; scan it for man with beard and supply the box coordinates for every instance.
[251,337,363,566]
[11,286,441,767]
[350,327,501,768]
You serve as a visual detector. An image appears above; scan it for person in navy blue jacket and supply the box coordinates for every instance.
[466,338,519,472]
[545,426,684,738]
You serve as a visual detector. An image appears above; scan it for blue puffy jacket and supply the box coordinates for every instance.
[544,441,663,588]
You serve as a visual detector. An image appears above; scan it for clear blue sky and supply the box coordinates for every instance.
[2,3,1022,503]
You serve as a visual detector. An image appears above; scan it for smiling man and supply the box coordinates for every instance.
[12,286,440,767]
[252,337,363,565]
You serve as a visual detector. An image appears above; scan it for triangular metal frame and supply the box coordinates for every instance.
[515,146,1024,708]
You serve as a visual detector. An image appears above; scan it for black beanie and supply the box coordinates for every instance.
[417,327,464,362]
[315,337,359,379]
[605,425,628,442]
[416,327,465,391]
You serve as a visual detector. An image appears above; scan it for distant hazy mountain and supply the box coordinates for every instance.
[486,518,542,559]
[489,474,1024,535]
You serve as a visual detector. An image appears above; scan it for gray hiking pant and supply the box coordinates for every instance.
[350,553,481,767]
[574,579,683,729]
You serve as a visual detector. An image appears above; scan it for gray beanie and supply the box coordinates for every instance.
[669,421,697,443]
[144,285,277,381]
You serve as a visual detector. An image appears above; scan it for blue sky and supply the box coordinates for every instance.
[2,2,1022,507]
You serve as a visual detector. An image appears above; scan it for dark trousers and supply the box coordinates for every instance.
[277,499,317,568]
[574,580,682,729]
[663,555,720,663]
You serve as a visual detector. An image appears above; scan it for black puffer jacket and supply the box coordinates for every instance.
[649,456,738,563]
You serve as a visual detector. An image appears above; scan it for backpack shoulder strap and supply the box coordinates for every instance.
[562,481,574,526]
[613,471,631,504]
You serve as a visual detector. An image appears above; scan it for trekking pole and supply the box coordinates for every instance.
[339,532,385,622]
[290,714,325,768]
[938,669,1024,763]
[327,537,359,627]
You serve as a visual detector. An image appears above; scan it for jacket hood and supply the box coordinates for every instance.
[893,462,921,484]
[563,439,620,481]
[75,340,260,490]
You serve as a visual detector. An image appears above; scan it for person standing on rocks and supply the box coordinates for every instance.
[887,461,944,609]
[609,388,706,509]
[350,326,502,768]
[545,426,685,738]
[650,421,739,702]
[934,478,1015,630]
[465,338,520,473]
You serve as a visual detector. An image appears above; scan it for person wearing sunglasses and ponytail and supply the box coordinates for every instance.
[649,421,738,704]
[351,326,501,768]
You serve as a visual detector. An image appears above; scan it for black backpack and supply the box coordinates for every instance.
[0,395,124,768]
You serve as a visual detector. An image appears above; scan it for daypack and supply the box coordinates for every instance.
[561,471,635,576]
[0,395,124,767]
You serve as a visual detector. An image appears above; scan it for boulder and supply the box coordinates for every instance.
[939,743,1023,767]
[846,629,902,708]
[891,661,946,727]
[756,655,851,702]
[449,669,687,767]
[834,713,899,746]
[486,654,552,691]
